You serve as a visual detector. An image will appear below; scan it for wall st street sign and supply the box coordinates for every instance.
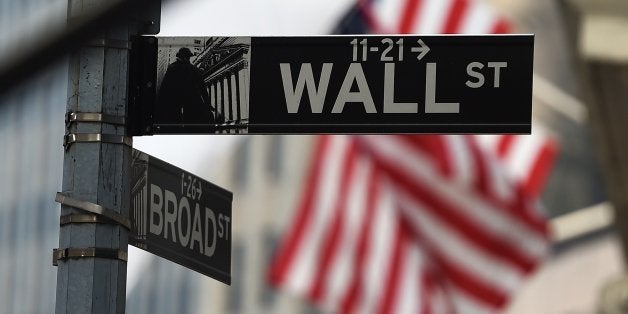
[129,35,534,135]
[130,149,232,284]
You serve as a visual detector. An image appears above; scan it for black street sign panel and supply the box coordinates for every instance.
[129,35,533,135]
[130,149,232,285]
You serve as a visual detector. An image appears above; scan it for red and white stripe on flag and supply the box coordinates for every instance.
[268,135,555,313]
[361,0,511,34]
[268,0,558,313]
[475,133,558,200]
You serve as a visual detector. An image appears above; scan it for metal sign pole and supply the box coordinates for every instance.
[55,1,133,312]
[52,1,160,311]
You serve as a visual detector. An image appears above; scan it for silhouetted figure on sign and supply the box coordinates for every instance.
[157,47,215,125]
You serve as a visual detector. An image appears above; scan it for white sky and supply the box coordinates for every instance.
[158,0,355,36]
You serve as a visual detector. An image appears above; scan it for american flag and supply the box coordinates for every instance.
[268,0,557,313]
[334,0,512,35]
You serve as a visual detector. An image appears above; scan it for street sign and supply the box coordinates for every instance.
[129,35,533,135]
[129,149,232,285]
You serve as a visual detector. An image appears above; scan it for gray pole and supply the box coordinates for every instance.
[55,1,132,312]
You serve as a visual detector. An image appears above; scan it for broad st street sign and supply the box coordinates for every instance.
[129,149,232,284]
[129,35,533,135]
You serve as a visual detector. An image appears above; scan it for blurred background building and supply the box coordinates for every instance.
[0,0,626,313]
[0,0,67,313]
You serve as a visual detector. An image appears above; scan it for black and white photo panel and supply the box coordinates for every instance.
[152,37,251,134]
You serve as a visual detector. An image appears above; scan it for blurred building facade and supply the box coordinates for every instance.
[0,0,625,313]
[0,67,66,313]
[0,0,67,313]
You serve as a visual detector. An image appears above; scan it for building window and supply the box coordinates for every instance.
[266,136,283,181]
[232,137,251,190]
[228,241,245,313]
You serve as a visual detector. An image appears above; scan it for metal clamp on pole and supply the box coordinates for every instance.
[60,214,121,226]
[63,133,132,150]
[55,192,131,230]
[53,247,128,266]
[65,111,126,127]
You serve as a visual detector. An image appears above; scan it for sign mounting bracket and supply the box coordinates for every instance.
[52,247,128,266]
[55,192,131,230]
[63,133,132,151]
[65,111,126,127]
